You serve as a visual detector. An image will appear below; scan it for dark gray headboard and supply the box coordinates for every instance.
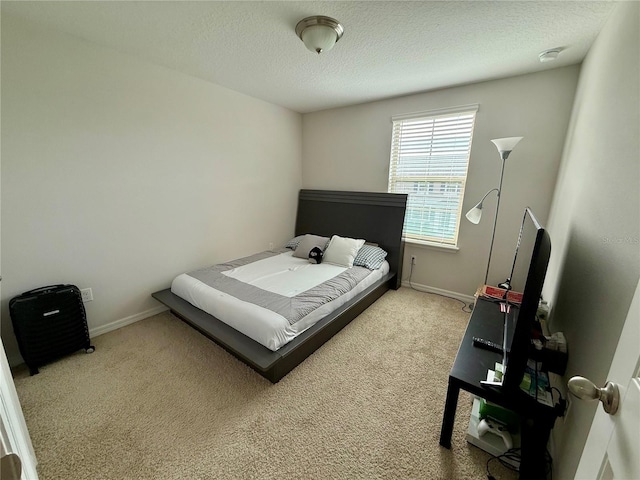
[294,189,407,289]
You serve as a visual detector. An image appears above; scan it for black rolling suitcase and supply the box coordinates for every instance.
[9,284,95,375]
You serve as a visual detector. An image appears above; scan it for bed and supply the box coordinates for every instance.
[152,189,407,382]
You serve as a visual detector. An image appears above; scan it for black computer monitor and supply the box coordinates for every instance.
[501,207,551,391]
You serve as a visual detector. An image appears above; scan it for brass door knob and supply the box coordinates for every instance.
[568,376,620,415]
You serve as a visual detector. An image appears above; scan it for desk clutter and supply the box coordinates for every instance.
[535,300,569,375]
[466,397,520,466]
[532,329,568,375]
[520,360,553,406]
[475,284,523,304]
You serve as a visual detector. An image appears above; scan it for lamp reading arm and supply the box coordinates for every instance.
[465,188,500,224]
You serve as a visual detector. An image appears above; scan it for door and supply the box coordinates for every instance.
[0,339,39,479]
[574,279,640,479]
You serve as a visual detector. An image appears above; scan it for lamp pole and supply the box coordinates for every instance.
[466,137,523,287]
[484,155,507,285]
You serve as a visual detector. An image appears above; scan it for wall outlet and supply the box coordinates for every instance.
[269,242,274,250]
[80,288,93,302]
[411,255,417,266]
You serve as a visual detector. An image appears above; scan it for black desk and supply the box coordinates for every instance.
[439,298,557,480]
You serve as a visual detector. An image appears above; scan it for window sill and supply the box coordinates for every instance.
[404,238,460,253]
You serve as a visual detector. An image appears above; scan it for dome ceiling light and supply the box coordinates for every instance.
[295,16,344,54]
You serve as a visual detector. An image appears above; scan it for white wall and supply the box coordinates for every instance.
[543,3,639,478]
[302,67,579,297]
[1,15,302,364]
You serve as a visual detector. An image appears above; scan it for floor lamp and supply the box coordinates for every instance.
[466,136,523,285]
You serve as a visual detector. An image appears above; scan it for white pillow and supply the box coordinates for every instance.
[323,235,366,268]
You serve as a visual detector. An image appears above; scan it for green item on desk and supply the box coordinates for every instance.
[479,398,519,433]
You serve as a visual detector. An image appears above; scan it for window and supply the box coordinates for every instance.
[388,104,478,247]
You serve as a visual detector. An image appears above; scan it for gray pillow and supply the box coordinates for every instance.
[285,235,305,250]
[292,234,330,259]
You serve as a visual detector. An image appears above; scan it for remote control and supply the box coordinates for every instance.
[473,337,507,354]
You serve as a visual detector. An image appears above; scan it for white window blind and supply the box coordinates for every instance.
[388,105,478,246]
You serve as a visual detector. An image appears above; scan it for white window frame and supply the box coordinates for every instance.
[388,104,478,248]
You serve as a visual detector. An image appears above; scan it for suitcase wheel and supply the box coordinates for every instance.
[85,346,95,354]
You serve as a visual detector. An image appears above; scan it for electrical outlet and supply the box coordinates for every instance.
[81,288,93,302]
[269,242,274,250]
[411,255,417,266]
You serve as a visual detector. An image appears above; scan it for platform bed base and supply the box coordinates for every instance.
[152,189,407,383]
[152,275,394,383]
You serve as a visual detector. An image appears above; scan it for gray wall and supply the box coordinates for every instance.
[543,3,639,478]
[302,68,579,298]
[1,15,302,364]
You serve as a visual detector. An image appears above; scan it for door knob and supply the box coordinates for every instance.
[567,376,619,415]
[1,453,22,480]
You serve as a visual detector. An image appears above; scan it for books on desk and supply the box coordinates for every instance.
[476,284,523,305]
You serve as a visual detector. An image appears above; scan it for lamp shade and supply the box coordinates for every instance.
[491,137,523,155]
[465,203,483,224]
[295,16,344,54]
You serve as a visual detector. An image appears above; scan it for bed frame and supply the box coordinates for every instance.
[152,189,407,383]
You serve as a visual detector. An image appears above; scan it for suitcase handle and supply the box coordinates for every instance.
[21,284,70,296]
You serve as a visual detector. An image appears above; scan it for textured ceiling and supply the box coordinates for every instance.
[2,1,617,113]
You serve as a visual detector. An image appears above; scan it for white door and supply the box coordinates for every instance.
[574,279,640,479]
[0,339,39,479]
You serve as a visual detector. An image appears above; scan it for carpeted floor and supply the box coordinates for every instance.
[12,287,518,480]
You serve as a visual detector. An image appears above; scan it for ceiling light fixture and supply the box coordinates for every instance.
[295,16,344,54]
[539,48,562,63]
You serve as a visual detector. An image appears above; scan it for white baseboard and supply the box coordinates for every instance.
[8,306,169,368]
[400,280,476,305]
[90,305,169,338]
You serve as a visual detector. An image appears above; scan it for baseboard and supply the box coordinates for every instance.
[7,306,169,368]
[7,352,23,368]
[400,280,476,305]
[90,305,169,338]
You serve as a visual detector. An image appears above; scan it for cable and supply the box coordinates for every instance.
[405,260,473,313]
[486,448,521,479]
[551,386,568,418]
[551,386,563,402]
[486,447,554,479]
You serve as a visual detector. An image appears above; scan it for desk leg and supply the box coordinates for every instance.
[439,377,460,449]
[519,416,554,480]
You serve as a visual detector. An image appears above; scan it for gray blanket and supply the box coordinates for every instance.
[187,250,372,326]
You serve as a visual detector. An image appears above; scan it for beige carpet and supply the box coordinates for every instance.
[13,287,517,480]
